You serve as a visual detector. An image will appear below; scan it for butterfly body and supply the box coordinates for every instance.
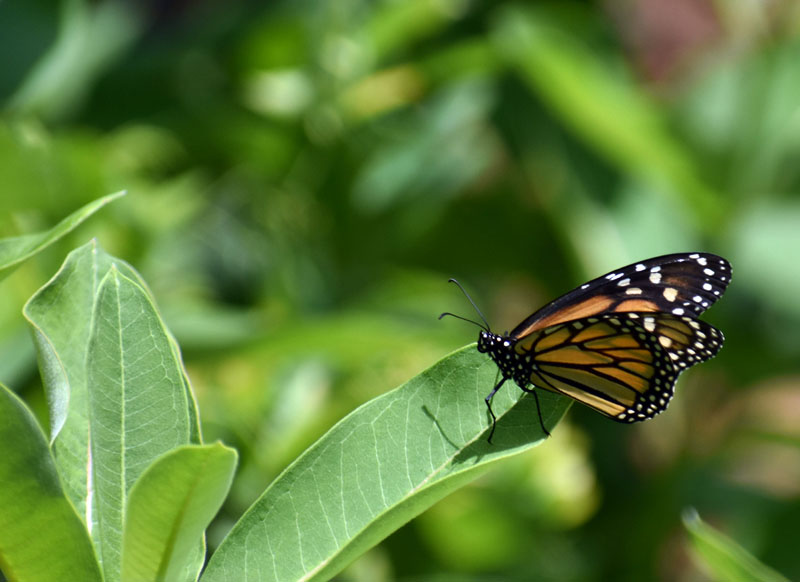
[445,253,731,441]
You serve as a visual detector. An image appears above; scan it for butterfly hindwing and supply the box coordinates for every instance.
[509,253,731,339]
[499,312,724,422]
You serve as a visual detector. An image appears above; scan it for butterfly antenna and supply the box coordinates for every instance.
[438,311,487,329]
[439,278,491,331]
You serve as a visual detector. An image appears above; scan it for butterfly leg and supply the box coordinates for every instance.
[519,385,551,438]
[484,378,506,444]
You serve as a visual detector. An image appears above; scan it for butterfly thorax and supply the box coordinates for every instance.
[477,331,530,386]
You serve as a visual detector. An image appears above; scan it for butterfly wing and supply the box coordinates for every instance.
[509,253,731,339]
[514,312,723,422]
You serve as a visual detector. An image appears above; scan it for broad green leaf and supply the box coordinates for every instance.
[23,241,199,544]
[121,443,237,582]
[24,241,201,535]
[202,346,570,582]
[178,538,207,582]
[0,190,124,281]
[683,509,790,582]
[88,267,196,582]
[0,384,102,582]
[490,7,722,226]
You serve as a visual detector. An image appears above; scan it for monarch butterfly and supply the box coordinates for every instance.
[441,253,731,442]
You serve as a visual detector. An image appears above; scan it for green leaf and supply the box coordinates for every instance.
[8,0,142,120]
[23,241,201,539]
[0,190,124,281]
[683,508,790,582]
[121,443,237,582]
[0,384,102,582]
[88,267,197,582]
[201,346,570,582]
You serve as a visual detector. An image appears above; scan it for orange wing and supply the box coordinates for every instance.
[515,313,723,422]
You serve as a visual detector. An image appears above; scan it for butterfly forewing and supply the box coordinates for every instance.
[509,253,731,339]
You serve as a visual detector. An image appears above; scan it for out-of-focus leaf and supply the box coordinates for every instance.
[351,80,499,213]
[418,38,498,84]
[731,199,800,317]
[367,0,464,60]
[683,508,790,582]
[0,190,124,281]
[491,6,722,227]
[679,43,800,195]
[121,443,237,582]
[0,384,102,582]
[201,346,570,582]
[8,0,142,120]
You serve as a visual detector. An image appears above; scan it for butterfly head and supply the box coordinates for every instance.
[476,330,491,353]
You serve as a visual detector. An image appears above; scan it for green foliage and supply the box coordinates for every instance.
[0,385,102,582]
[3,0,800,580]
[0,201,566,582]
[202,349,567,581]
[24,241,202,535]
[684,509,790,582]
[492,6,721,225]
[0,207,237,582]
[122,444,236,582]
[0,191,123,282]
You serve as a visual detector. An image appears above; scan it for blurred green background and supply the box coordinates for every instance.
[2,1,800,580]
